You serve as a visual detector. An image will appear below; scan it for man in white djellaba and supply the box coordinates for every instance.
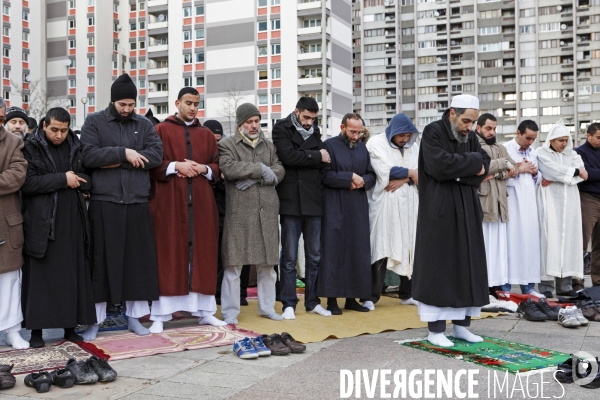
[504,120,546,298]
[537,119,587,297]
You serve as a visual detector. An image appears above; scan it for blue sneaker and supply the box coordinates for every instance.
[233,338,259,359]
[250,336,272,356]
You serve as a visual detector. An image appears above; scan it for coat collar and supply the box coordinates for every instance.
[284,113,322,148]
[234,127,265,147]
[164,114,201,127]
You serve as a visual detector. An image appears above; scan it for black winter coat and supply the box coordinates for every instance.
[21,123,91,258]
[412,109,491,308]
[272,114,325,216]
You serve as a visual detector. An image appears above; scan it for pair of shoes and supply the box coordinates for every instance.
[517,299,552,321]
[65,356,117,384]
[262,332,306,355]
[558,306,589,328]
[232,336,271,359]
[0,364,16,390]
[24,371,52,393]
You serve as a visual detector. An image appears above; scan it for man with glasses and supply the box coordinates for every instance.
[317,113,376,315]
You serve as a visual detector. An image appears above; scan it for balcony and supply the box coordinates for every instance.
[148,90,168,98]
[298,51,322,61]
[297,1,321,11]
[148,44,168,53]
[148,0,168,6]
[148,21,168,30]
[298,77,322,85]
[298,26,322,36]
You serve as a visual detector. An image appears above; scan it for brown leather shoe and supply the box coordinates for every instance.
[261,334,291,356]
[0,365,13,373]
[0,371,16,390]
[280,332,306,353]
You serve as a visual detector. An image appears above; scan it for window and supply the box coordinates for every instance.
[88,37,95,46]
[113,4,118,12]
[130,42,137,50]
[196,53,204,63]
[183,30,192,41]
[196,29,204,39]
[519,9,535,18]
[69,79,76,88]
[69,20,76,28]
[540,90,560,99]
[303,19,321,28]
[271,19,280,30]
[541,107,561,116]
[67,40,75,49]
[88,57,95,66]
[2,69,9,79]
[22,94,29,103]
[22,52,29,61]
[157,105,168,114]
[478,26,500,35]
[451,85,462,92]
[139,60,146,69]
[23,11,29,21]
[88,17,95,26]
[88,77,95,86]
[402,88,415,96]
[139,2,146,11]
[139,41,146,50]
[22,32,29,42]
[112,61,118,69]
[419,117,437,126]
[520,58,535,67]
[183,54,192,64]
[196,5,204,15]
[579,85,592,95]
[2,5,9,15]
[69,1,75,9]
[520,75,537,84]
[88,0,95,5]
[271,68,281,79]
[258,46,267,56]
[2,48,8,58]
[479,76,498,85]
[139,21,145,30]
[3,91,8,100]
[130,4,137,11]
[130,23,137,31]
[521,91,537,100]
[594,85,600,93]
[130,62,137,69]
[539,56,559,66]
[402,73,414,81]
[401,28,414,36]
[464,21,474,29]
[88,97,95,106]
[183,77,192,87]
[196,76,204,86]
[69,58,76,68]
[271,44,281,54]
[2,27,8,36]
[258,71,268,81]
[479,10,500,19]
[183,7,192,17]
[539,23,560,32]
[139,80,146,88]
[258,94,268,105]
[258,0,268,6]
[521,108,538,117]
[365,28,385,37]
[113,43,118,52]
[540,74,559,83]
[272,93,281,104]
[520,25,535,34]
[258,22,268,32]
[478,43,502,52]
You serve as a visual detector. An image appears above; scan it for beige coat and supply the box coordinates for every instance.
[218,130,285,266]
[0,126,27,274]
[477,135,517,223]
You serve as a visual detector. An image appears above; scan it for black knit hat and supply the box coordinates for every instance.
[145,109,160,126]
[203,120,223,135]
[28,117,37,129]
[111,73,137,102]
[4,107,29,125]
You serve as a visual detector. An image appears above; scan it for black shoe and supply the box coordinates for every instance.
[0,371,16,390]
[240,297,249,306]
[107,302,123,314]
[29,329,45,348]
[536,299,560,321]
[517,299,549,321]
[65,358,98,384]
[86,356,117,382]
[582,361,600,388]
[557,290,579,297]
[327,298,342,315]
[49,368,76,389]
[24,371,52,393]
[344,299,369,312]
[64,328,84,343]
[542,291,553,299]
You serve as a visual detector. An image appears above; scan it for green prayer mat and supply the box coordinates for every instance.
[401,335,570,373]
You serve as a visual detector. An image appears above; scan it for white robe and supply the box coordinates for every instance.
[366,133,418,277]
[0,270,23,332]
[483,218,509,286]
[537,124,584,280]
[504,139,543,285]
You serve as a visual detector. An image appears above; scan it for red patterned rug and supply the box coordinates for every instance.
[79,324,260,361]
[0,341,92,375]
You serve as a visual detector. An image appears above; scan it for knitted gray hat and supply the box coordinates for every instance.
[236,103,261,127]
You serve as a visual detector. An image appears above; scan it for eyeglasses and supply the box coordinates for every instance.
[346,129,364,137]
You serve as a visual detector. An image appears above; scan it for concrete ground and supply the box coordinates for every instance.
[1,311,600,400]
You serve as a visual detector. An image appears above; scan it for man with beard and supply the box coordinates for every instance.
[79,74,163,340]
[272,96,332,320]
[318,113,376,315]
[218,103,285,324]
[20,108,96,347]
[412,95,490,347]
[147,88,225,333]
[364,113,420,310]
[475,114,517,297]
[3,107,29,140]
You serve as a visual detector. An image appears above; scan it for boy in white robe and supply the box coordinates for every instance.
[537,119,587,296]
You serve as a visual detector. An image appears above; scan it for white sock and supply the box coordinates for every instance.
[5,332,30,350]
[198,315,227,326]
[401,298,419,306]
[261,313,283,321]
[362,301,375,311]
[80,324,99,341]
[452,325,484,343]
[128,317,150,336]
[308,304,332,317]
[282,307,296,320]
[428,332,454,347]
[149,321,164,334]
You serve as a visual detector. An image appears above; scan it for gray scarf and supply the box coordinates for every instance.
[290,112,314,141]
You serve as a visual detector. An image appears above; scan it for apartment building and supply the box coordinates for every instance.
[353,0,600,143]
[2,0,352,137]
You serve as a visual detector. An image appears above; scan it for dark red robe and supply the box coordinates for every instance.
[149,115,220,296]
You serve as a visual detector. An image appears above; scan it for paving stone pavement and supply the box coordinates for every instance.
[2,313,600,399]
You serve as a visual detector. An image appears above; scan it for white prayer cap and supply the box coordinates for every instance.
[450,94,480,110]
[543,118,573,151]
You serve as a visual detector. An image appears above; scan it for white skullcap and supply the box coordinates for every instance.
[450,94,480,110]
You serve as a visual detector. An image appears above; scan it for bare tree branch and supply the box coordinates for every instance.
[217,80,249,135]
[10,79,68,121]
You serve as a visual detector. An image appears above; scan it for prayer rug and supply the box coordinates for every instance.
[399,335,569,373]
[75,312,129,334]
[0,341,92,375]
[79,325,260,361]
